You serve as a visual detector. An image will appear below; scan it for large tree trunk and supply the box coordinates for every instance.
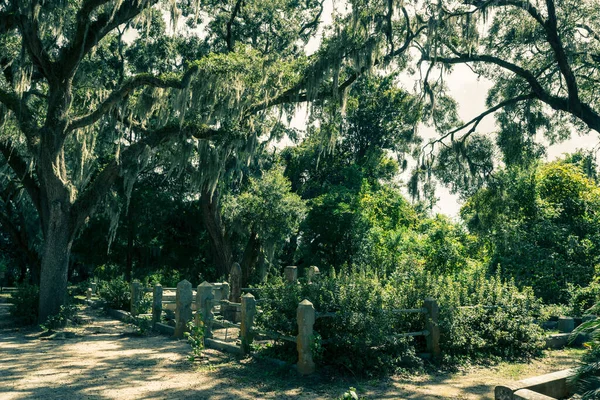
[37,110,74,323]
[38,200,73,323]
[200,188,232,278]
[126,208,134,282]
[240,230,261,286]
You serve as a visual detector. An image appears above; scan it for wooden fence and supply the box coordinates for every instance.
[129,265,441,375]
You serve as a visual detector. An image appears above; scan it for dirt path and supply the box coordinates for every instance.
[0,298,584,399]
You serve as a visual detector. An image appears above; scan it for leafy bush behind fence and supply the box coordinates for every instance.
[254,267,544,375]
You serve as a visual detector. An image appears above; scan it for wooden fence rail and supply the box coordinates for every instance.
[123,267,441,375]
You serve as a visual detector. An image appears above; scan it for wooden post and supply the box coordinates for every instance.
[285,266,298,283]
[152,284,163,326]
[174,280,193,339]
[130,280,142,316]
[230,263,242,303]
[297,299,316,375]
[240,293,256,354]
[424,298,441,359]
[197,281,214,338]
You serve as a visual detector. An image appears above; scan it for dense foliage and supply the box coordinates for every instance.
[8,283,39,325]
[254,267,543,375]
[462,158,600,302]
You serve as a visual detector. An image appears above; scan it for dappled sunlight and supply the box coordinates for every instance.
[0,303,586,399]
[0,305,336,399]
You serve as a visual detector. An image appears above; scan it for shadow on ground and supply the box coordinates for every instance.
[0,301,583,400]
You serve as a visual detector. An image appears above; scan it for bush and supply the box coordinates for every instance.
[68,279,94,297]
[98,277,130,310]
[538,303,572,323]
[254,267,544,375]
[429,271,545,362]
[569,281,600,317]
[256,272,422,376]
[41,304,79,331]
[9,283,39,325]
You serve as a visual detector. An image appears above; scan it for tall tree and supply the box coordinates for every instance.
[461,157,600,302]
[0,0,423,322]
[409,0,600,194]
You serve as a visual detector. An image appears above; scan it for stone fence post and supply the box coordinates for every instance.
[230,263,242,303]
[86,287,92,301]
[220,282,230,302]
[240,293,256,354]
[152,284,163,326]
[285,266,298,283]
[130,280,142,316]
[174,280,193,339]
[297,299,316,375]
[306,266,320,283]
[424,298,441,359]
[197,281,214,338]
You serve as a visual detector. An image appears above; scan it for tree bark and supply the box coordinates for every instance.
[37,199,73,323]
[240,230,261,286]
[126,207,134,282]
[200,188,232,278]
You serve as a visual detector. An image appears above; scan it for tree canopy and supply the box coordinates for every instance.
[1,0,600,322]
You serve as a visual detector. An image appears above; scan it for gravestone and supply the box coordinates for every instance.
[230,263,242,303]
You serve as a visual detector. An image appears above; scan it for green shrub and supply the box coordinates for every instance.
[41,304,79,331]
[93,263,122,281]
[9,283,39,325]
[429,271,545,361]
[185,320,205,360]
[98,277,131,310]
[254,267,544,375]
[569,281,600,316]
[68,279,94,297]
[538,303,572,323]
[142,270,182,288]
[255,273,423,376]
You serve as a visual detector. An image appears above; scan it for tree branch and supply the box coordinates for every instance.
[59,0,158,79]
[246,19,427,117]
[466,0,546,27]
[543,0,580,111]
[226,0,243,52]
[70,120,221,232]
[0,139,41,214]
[422,52,550,102]
[16,14,56,83]
[298,0,325,37]
[0,87,39,140]
[422,51,600,133]
[424,93,537,150]
[66,66,199,132]
[576,23,600,43]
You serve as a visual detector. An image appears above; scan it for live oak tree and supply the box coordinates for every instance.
[0,0,426,322]
[0,0,327,322]
[409,0,600,195]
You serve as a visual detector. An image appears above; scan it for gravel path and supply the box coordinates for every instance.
[0,297,584,399]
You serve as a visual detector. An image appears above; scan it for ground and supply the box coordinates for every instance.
[0,293,584,399]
